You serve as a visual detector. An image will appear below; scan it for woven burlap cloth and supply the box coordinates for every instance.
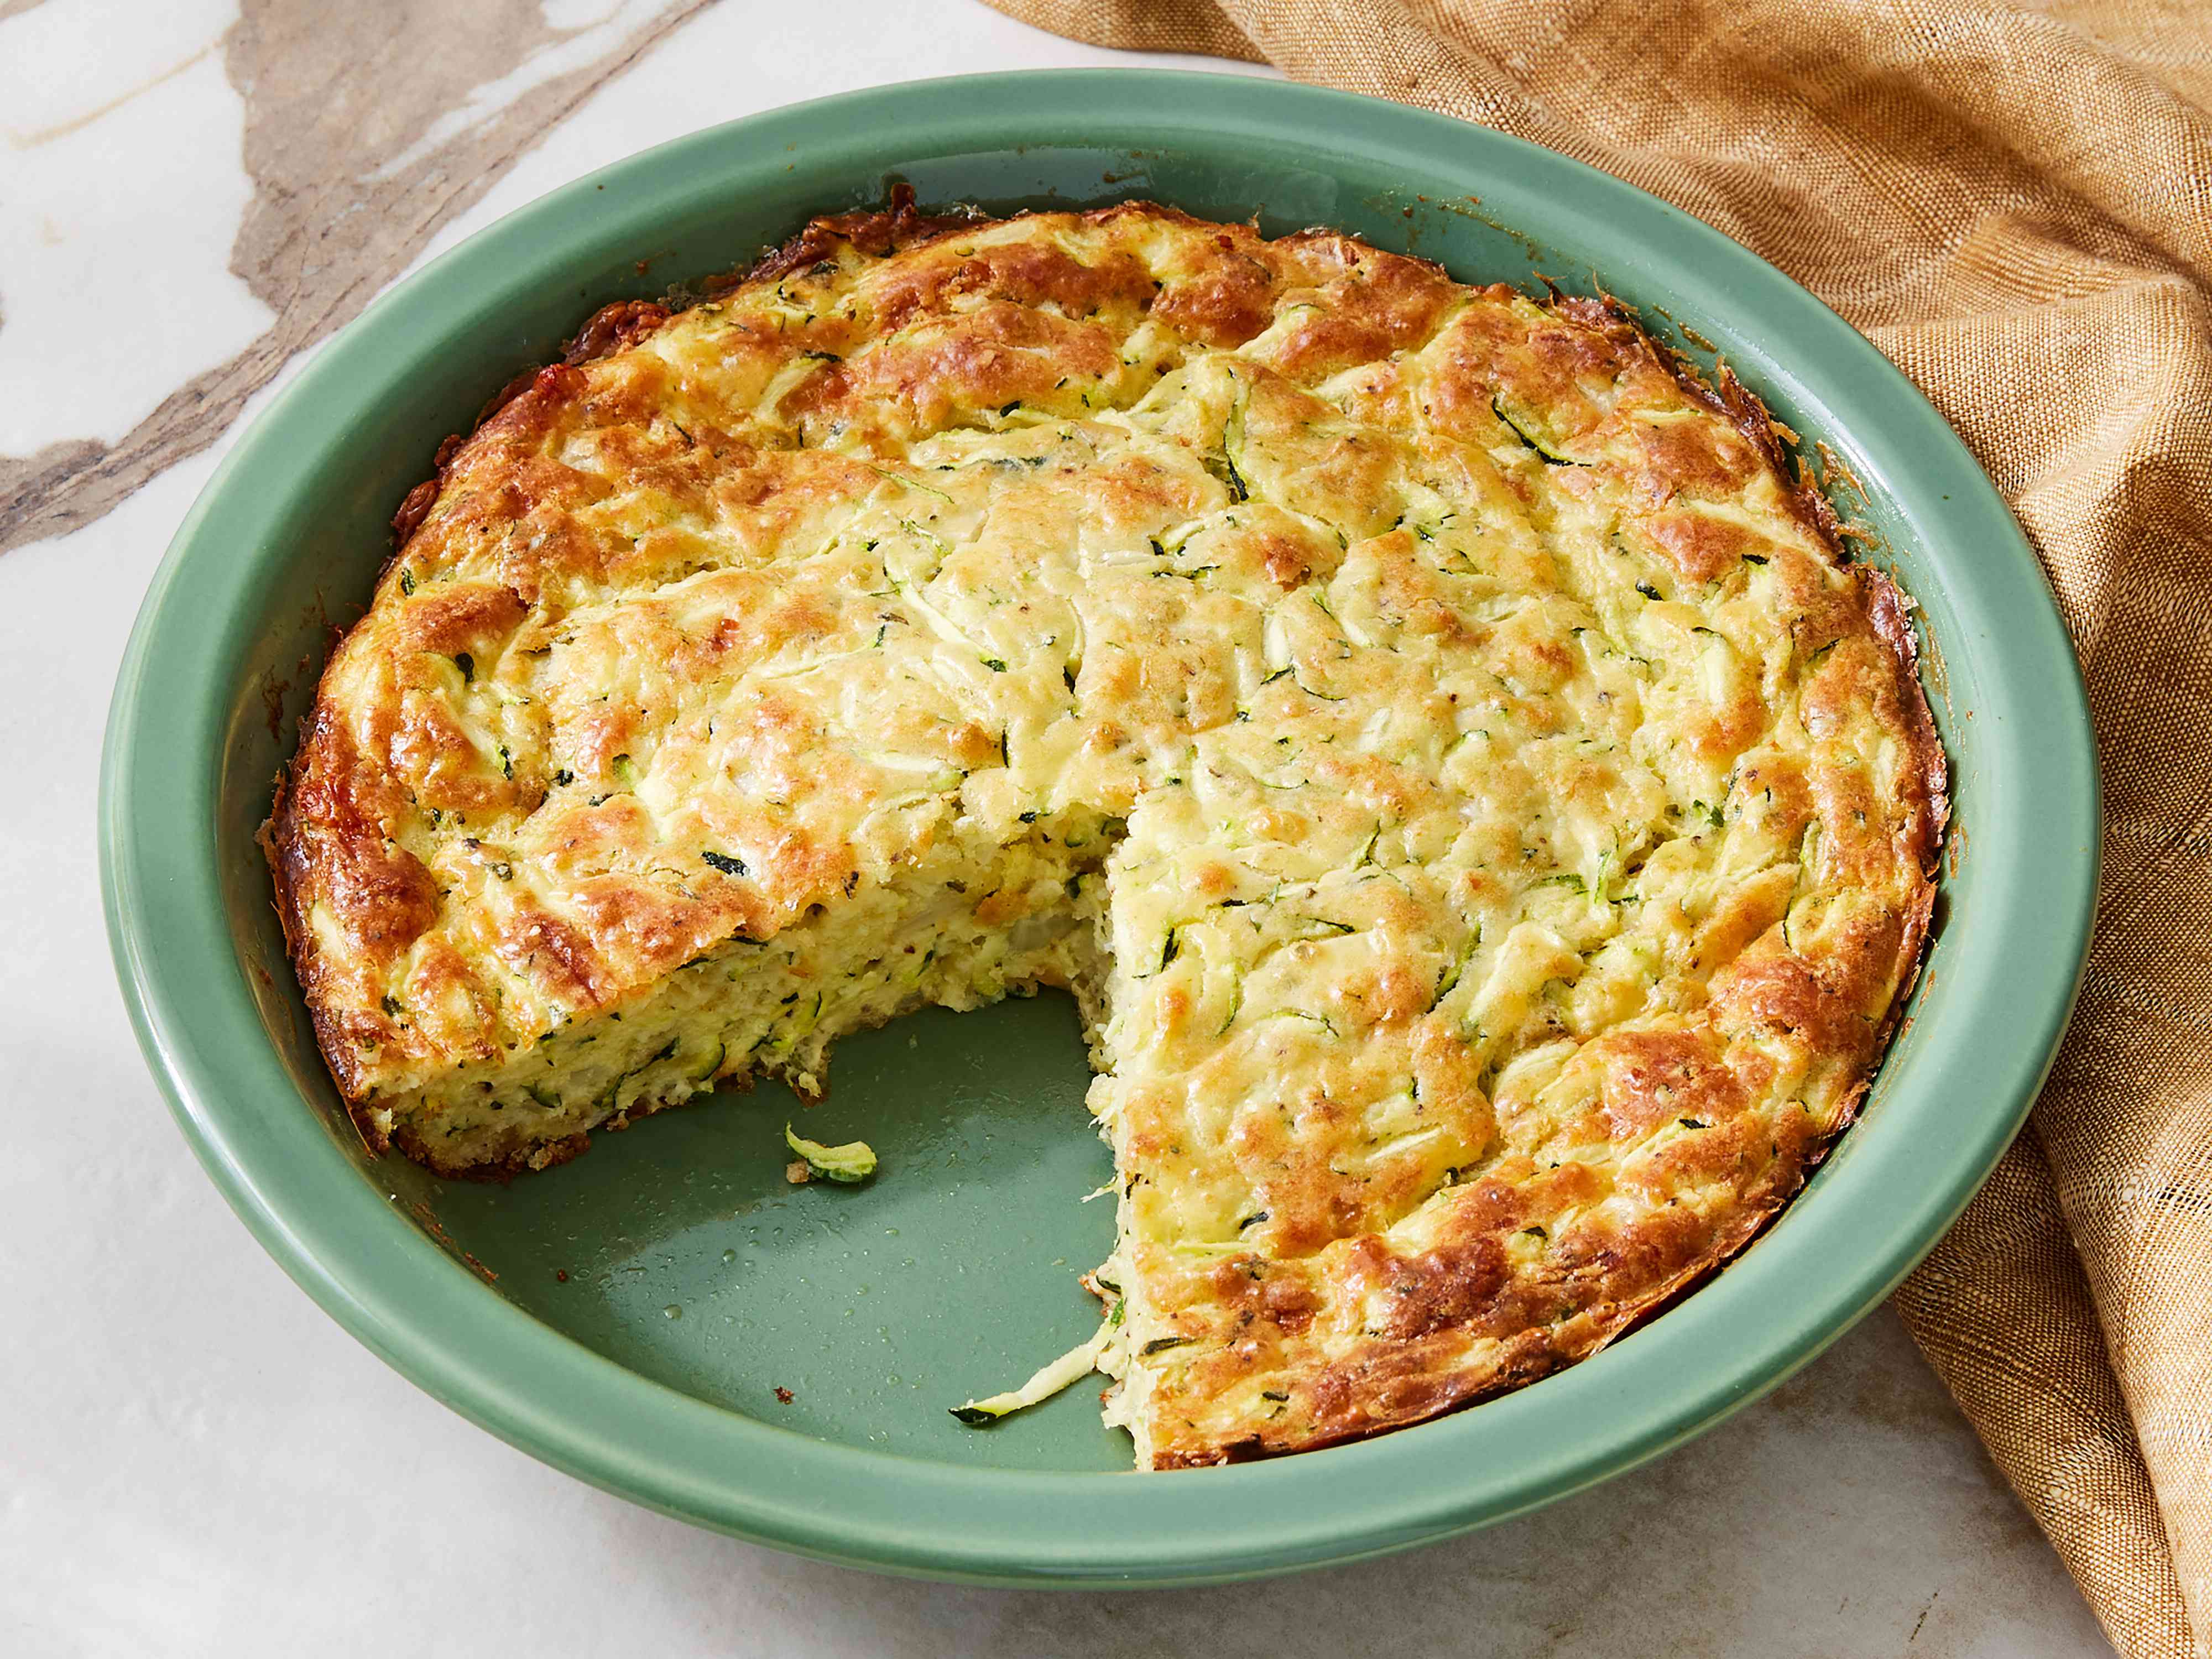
[984,2,2212,1649]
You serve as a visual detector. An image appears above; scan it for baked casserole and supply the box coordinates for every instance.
[267,193,1944,1468]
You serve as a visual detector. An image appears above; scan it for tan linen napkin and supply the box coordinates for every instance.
[984,2,2212,1650]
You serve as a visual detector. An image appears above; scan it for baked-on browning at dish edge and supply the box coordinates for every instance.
[265,191,1945,1469]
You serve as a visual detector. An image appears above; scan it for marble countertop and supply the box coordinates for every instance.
[0,2,2110,1652]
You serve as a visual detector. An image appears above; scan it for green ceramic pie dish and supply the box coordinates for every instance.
[101,71,2096,1587]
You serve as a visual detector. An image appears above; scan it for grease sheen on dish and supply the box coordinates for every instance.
[265,195,1945,1469]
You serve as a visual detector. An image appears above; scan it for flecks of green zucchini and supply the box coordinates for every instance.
[1209,393,1251,502]
[688,1041,725,1086]
[1491,394,1575,465]
[1428,937,1478,1014]
[950,1324,1108,1426]
[599,1040,676,1112]
[784,1123,877,1183]
[864,462,956,505]
[1256,1007,1340,1040]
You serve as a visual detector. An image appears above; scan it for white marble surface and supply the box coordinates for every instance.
[0,2,2112,1653]
[0,0,272,454]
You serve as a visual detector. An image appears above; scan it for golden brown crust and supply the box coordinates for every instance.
[268,195,1945,1464]
[735,182,985,289]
